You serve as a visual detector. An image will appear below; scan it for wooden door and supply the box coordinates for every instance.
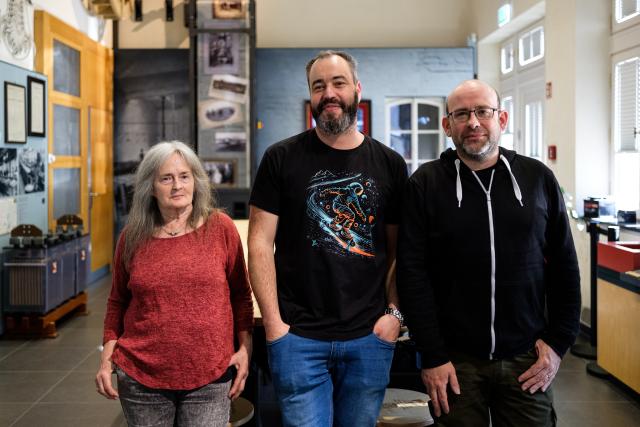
[89,108,114,271]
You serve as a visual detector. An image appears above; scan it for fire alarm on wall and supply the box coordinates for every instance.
[548,145,557,160]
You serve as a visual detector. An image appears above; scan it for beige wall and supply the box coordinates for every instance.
[117,0,189,49]
[256,0,472,48]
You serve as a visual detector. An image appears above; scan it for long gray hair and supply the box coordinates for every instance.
[122,141,215,263]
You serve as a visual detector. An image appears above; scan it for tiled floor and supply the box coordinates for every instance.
[1,275,639,426]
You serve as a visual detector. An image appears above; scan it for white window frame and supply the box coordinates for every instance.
[384,97,445,174]
[501,42,514,75]
[500,94,515,150]
[518,25,545,67]
[611,46,640,211]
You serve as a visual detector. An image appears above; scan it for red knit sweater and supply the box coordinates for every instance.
[103,212,253,390]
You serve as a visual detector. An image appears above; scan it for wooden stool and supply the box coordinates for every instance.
[377,388,434,427]
[227,397,254,427]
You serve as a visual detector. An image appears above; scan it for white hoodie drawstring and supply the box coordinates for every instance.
[454,154,524,207]
[455,159,462,208]
[500,154,524,207]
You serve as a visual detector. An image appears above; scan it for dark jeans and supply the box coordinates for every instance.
[434,349,556,427]
[116,367,231,427]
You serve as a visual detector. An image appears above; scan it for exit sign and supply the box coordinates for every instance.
[498,3,512,27]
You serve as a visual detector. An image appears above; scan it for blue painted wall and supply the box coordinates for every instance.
[254,47,474,171]
[0,60,49,248]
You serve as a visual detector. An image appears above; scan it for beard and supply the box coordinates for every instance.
[311,91,359,135]
[454,135,499,162]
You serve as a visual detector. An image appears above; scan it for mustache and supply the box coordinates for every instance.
[317,97,346,112]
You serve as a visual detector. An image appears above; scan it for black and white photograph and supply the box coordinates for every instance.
[18,148,45,194]
[203,159,236,187]
[212,0,247,19]
[0,148,19,197]
[198,99,243,129]
[203,32,240,75]
[214,131,247,152]
[208,74,248,103]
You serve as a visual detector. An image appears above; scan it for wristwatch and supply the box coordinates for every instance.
[384,307,404,327]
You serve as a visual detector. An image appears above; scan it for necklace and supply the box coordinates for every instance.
[161,226,184,237]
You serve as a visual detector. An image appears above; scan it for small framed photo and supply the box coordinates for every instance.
[4,82,27,144]
[304,99,372,135]
[214,131,247,152]
[27,76,46,137]
[203,158,236,187]
[203,32,240,75]
[212,0,248,19]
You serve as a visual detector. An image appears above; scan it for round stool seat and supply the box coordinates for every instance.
[227,397,254,427]
[377,388,433,427]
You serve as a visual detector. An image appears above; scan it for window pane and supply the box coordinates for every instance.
[53,105,81,156]
[501,96,514,134]
[501,44,513,74]
[525,101,542,158]
[418,134,439,159]
[390,104,411,130]
[614,152,639,211]
[616,0,640,23]
[614,57,639,152]
[53,40,80,96]
[417,104,439,130]
[53,168,80,219]
[390,132,411,159]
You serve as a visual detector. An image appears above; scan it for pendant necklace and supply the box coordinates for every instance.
[162,226,185,237]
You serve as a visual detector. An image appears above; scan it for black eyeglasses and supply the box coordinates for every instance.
[448,107,500,123]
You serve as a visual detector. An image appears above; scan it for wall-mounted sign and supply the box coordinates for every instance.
[498,3,512,28]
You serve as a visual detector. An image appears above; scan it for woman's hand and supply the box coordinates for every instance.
[228,331,252,400]
[95,340,119,399]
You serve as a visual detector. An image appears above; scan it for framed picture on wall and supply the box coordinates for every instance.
[202,33,240,75]
[4,82,27,144]
[203,158,237,187]
[212,0,248,19]
[27,76,46,137]
[304,99,372,135]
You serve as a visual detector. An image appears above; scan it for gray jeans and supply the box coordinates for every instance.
[116,367,231,427]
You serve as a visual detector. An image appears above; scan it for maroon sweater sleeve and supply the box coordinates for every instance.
[220,214,254,333]
[103,231,131,344]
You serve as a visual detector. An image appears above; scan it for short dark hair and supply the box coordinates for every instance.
[445,80,501,114]
[305,50,359,87]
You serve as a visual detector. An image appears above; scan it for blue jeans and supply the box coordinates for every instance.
[115,366,231,427]
[267,332,395,427]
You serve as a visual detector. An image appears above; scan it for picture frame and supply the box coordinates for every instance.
[212,0,248,19]
[4,82,27,144]
[203,158,237,187]
[304,99,372,135]
[202,32,240,75]
[27,76,46,137]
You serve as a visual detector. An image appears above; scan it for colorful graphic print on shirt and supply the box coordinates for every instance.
[306,170,379,258]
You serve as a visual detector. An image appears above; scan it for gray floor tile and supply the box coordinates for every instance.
[0,346,93,371]
[555,401,640,427]
[60,312,106,330]
[74,349,102,373]
[12,402,126,427]
[0,340,28,360]
[553,371,629,402]
[23,327,103,350]
[41,371,118,404]
[559,352,588,372]
[0,372,66,403]
[0,403,31,426]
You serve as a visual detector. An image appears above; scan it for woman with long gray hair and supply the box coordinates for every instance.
[95,141,253,426]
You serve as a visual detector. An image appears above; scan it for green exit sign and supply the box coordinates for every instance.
[498,3,512,27]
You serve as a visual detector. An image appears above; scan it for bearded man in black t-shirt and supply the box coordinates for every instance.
[249,50,408,427]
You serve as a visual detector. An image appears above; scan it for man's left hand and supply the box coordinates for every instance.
[373,313,401,343]
[518,339,561,394]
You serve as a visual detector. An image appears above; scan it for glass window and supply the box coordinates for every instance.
[519,26,545,66]
[53,105,81,156]
[616,0,640,23]
[614,57,639,152]
[501,43,514,74]
[525,100,543,159]
[501,96,515,150]
[53,168,81,219]
[53,40,80,96]
[386,98,444,173]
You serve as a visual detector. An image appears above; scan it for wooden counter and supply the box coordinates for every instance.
[597,277,640,393]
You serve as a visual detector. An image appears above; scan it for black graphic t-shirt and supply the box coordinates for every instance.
[250,129,408,340]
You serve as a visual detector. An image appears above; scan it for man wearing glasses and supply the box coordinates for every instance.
[397,80,581,426]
